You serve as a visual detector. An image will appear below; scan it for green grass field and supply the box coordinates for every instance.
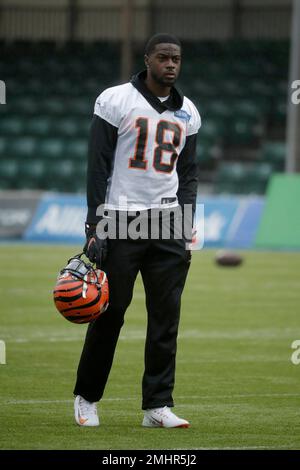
[1,245,300,450]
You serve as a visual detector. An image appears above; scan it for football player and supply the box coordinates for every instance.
[73,33,201,428]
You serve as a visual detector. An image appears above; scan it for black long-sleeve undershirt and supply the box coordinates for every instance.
[176,133,198,225]
[86,115,118,224]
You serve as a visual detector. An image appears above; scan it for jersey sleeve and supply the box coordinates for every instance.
[94,88,122,128]
[186,100,201,136]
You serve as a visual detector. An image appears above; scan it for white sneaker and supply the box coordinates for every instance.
[142,406,190,428]
[74,395,99,427]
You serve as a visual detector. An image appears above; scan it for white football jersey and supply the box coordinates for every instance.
[94,81,201,211]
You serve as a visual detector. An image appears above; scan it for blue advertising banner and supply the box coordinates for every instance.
[23,193,265,248]
[24,193,86,243]
[226,198,265,249]
[192,196,265,249]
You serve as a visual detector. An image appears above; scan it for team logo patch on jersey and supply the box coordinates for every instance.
[174,110,191,122]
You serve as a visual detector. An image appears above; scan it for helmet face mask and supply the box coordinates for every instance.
[53,254,109,324]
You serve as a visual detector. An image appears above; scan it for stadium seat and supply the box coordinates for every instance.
[259,141,286,170]
[0,159,18,188]
[45,160,76,192]
[40,96,67,115]
[77,119,91,137]
[11,96,40,115]
[226,117,264,145]
[273,98,287,124]
[0,137,8,157]
[39,138,65,160]
[8,137,37,160]
[52,118,81,138]
[206,100,233,120]
[73,162,87,193]
[200,118,227,145]
[215,161,274,195]
[196,142,221,166]
[71,98,92,116]
[17,160,47,189]
[64,138,88,160]
[0,117,25,136]
[232,99,263,120]
[214,162,248,194]
[247,162,273,193]
[25,116,53,137]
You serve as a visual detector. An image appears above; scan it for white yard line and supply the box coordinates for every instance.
[4,393,300,405]
[4,327,300,343]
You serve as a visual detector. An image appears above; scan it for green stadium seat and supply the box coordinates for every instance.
[248,79,275,99]
[40,96,67,115]
[0,137,7,157]
[8,137,37,160]
[221,79,249,98]
[232,99,263,120]
[77,119,91,137]
[273,99,287,124]
[53,78,74,95]
[0,159,18,188]
[39,138,65,160]
[214,162,248,194]
[226,117,264,145]
[16,160,47,189]
[66,59,86,77]
[206,100,233,120]
[199,119,219,144]
[64,138,88,160]
[196,142,220,166]
[11,97,40,115]
[189,81,216,99]
[52,118,81,138]
[199,118,227,145]
[41,58,65,78]
[0,117,25,136]
[73,162,87,192]
[259,141,286,170]
[71,98,92,116]
[215,161,273,195]
[25,116,53,137]
[246,163,273,194]
[45,160,76,192]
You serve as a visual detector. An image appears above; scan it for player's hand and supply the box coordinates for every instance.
[83,223,108,268]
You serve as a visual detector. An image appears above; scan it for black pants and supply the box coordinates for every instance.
[73,233,191,409]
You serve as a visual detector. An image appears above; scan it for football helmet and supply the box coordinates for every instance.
[53,253,109,324]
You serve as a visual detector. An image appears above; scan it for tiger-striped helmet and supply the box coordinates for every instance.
[53,254,109,324]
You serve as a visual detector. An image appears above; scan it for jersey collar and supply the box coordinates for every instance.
[130,70,183,114]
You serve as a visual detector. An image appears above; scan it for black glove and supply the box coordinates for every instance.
[83,222,108,268]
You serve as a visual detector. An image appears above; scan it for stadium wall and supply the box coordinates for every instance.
[255,174,300,250]
[0,0,292,41]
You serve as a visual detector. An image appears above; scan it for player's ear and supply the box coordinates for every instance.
[144,54,149,68]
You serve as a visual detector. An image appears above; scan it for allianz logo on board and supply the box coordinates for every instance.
[35,204,86,236]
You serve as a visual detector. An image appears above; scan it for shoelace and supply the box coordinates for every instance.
[79,397,97,417]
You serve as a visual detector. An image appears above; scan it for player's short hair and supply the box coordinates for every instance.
[145,33,181,56]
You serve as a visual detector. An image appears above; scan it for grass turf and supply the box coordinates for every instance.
[0,245,300,450]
